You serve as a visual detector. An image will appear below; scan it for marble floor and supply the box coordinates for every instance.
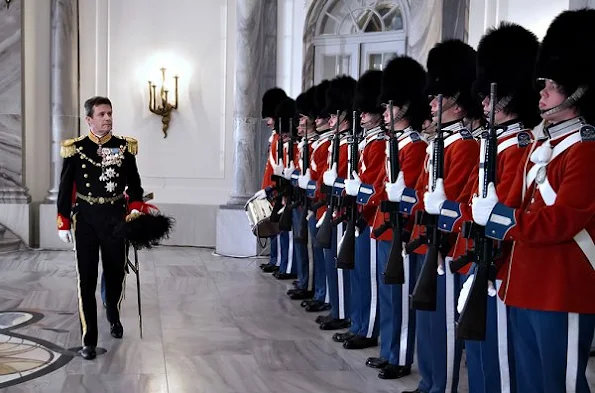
[0,247,593,393]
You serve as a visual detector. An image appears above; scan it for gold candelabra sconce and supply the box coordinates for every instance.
[148,67,179,138]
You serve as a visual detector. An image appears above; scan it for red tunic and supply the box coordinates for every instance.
[409,125,480,255]
[371,129,428,241]
[310,134,332,220]
[486,119,595,313]
[356,130,388,226]
[261,132,280,189]
[447,129,533,276]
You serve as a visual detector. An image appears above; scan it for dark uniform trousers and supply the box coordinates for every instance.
[73,204,127,347]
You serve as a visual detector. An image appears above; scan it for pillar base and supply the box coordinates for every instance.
[215,204,268,258]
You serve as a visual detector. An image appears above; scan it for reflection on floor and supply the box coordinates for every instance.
[0,247,593,392]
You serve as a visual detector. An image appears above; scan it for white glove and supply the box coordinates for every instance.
[59,229,73,243]
[385,171,406,202]
[472,182,499,226]
[298,169,311,190]
[345,171,362,196]
[254,189,267,200]
[323,163,338,187]
[282,162,296,180]
[273,163,285,176]
[488,280,497,297]
[424,178,446,215]
[457,274,474,313]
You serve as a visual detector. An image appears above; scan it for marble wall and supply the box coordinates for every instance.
[0,0,29,204]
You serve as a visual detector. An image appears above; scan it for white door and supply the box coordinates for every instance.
[314,43,360,84]
[360,40,405,73]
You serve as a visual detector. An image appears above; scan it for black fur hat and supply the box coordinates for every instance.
[353,70,383,114]
[323,75,357,116]
[313,80,330,118]
[427,39,482,120]
[275,97,298,136]
[261,88,288,119]
[535,8,595,123]
[474,22,541,128]
[379,55,429,130]
[296,86,316,118]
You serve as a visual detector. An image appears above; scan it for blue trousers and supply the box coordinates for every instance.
[377,241,419,366]
[348,226,379,338]
[293,207,309,289]
[275,231,296,275]
[101,273,106,305]
[464,278,515,393]
[324,223,351,320]
[416,255,463,393]
[509,306,595,393]
[309,215,327,302]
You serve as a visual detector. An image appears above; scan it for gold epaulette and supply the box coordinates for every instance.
[124,137,138,155]
[59,135,85,158]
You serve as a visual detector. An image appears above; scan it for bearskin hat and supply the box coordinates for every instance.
[353,70,383,114]
[474,22,541,128]
[379,55,430,130]
[323,75,357,116]
[313,80,330,119]
[296,86,316,118]
[427,39,482,120]
[261,87,288,119]
[535,8,595,123]
[275,97,298,136]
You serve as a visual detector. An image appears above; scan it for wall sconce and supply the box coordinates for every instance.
[148,67,179,138]
[4,0,12,10]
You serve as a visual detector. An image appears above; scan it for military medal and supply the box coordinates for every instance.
[97,143,103,156]
[536,166,547,184]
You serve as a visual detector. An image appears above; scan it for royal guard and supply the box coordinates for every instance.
[366,55,429,379]
[398,39,482,393]
[333,70,384,350]
[428,22,540,393]
[317,75,356,331]
[300,80,335,315]
[256,87,289,274]
[473,9,595,393]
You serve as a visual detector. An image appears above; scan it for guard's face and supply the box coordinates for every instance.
[86,104,112,136]
[539,79,570,122]
[429,95,460,124]
[264,117,275,129]
[329,113,338,129]
[315,116,329,132]
[382,105,401,128]
[361,112,381,129]
[482,96,508,125]
[298,115,312,136]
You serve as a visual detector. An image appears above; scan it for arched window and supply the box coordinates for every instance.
[304,0,409,86]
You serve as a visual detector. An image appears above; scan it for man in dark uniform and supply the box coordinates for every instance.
[57,96,150,360]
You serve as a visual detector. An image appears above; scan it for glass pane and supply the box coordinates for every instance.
[317,0,403,36]
[321,55,351,79]
[383,52,398,65]
[368,54,383,71]
[338,55,352,75]
[383,7,404,31]
[364,14,383,32]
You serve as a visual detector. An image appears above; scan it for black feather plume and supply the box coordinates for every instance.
[113,213,175,250]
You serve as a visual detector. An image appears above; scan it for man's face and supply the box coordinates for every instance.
[315,116,329,132]
[429,95,460,124]
[298,115,312,137]
[86,104,112,136]
[328,114,338,129]
[539,79,575,122]
[382,105,401,128]
[482,96,509,125]
[264,117,275,129]
[361,112,381,129]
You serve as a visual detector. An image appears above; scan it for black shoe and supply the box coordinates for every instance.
[80,346,96,360]
[319,318,350,331]
[110,321,124,339]
[379,364,411,379]
[315,313,333,324]
[306,302,331,312]
[366,357,388,369]
[259,263,268,269]
[332,331,356,342]
[276,273,298,280]
[287,288,301,295]
[289,290,314,300]
[301,299,318,308]
[342,336,378,350]
[262,264,279,273]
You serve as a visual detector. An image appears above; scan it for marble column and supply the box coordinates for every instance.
[0,0,29,204]
[227,0,266,206]
[45,0,79,202]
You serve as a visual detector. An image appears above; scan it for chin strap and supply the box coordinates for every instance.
[540,85,588,116]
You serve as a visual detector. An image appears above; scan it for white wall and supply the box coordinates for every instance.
[468,0,570,48]
[277,0,307,97]
[79,0,236,206]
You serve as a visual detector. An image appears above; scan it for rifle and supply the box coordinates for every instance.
[316,110,341,248]
[409,94,445,311]
[294,127,312,243]
[279,118,296,231]
[453,83,498,341]
[372,100,405,284]
[270,121,286,223]
[335,110,360,270]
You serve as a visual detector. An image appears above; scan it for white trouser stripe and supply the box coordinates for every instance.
[337,223,345,319]
[566,313,580,392]
[307,230,314,291]
[399,249,411,365]
[276,234,281,266]
[286,231,294,274]
[367,238,378,338]
[496,280,511,393]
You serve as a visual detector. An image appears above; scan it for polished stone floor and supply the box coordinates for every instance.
[0,247,593,393]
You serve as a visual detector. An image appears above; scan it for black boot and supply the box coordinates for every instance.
[319,318,350,330]
[332,331,356,342]
[110,321,124,339]
[289,290,314,300]
[342,336,378,349]
[80,346,96,360]
[306,302,331,312]
[315,313,333,324]
[365,357,388,369]
[379,364,411,379]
